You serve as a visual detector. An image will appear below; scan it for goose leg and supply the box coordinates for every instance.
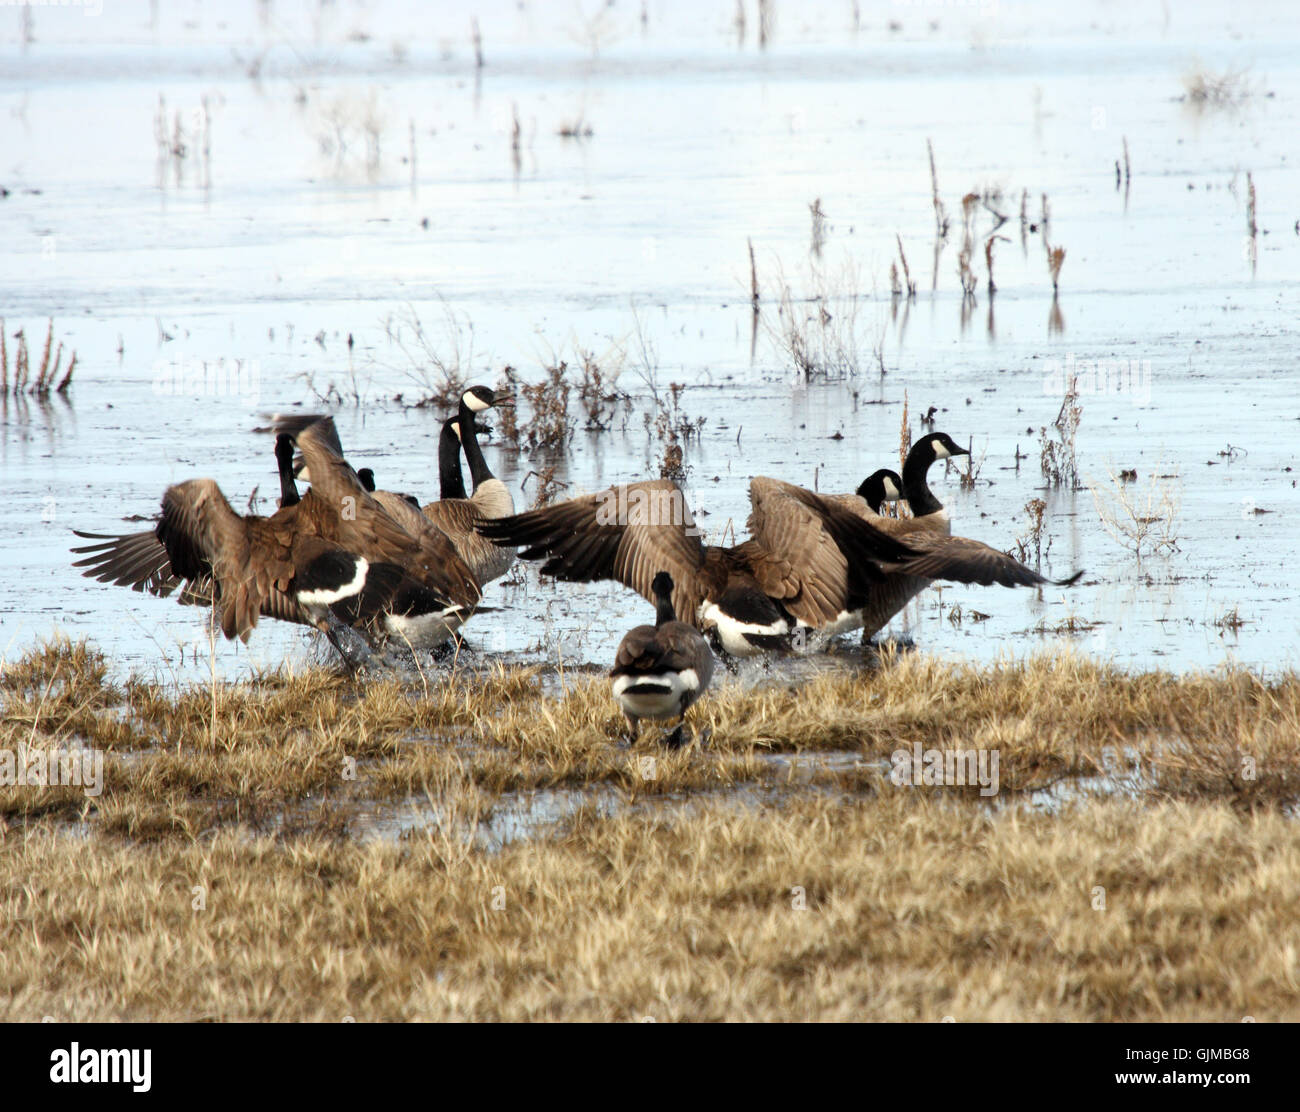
[661,710,697,750]
[320,613,377,675]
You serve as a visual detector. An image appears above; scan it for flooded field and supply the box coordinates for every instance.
[6,3,1300,1027]
[3,0,1297,681]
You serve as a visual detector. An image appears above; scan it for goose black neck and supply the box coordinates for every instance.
[275,436,300,507]
[902,445,944,517]
[654,590,677,628]
[458,400,495,491]
[438,422,468,500]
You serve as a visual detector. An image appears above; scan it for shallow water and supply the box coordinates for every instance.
[3,0,1298,681]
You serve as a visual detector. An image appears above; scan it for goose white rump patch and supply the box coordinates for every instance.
[612,670,697,719]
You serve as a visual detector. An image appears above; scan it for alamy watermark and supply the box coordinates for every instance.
[892,0,999,15]
[0,744,103,796]
[890,744,999,797]
[594,484,702,537]
[1043,353,1152,405]
[152,356,262,403]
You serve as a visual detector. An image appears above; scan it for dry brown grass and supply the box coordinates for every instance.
[3,795,1298,1021]
[3,639,1299,1020]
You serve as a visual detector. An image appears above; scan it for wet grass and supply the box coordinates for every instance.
[5,636,1300,831]
[2,637,1299,1019]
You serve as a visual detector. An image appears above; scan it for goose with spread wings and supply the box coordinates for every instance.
[71,421,481,658]
[823,431,1084,639]
[476,477,922,656]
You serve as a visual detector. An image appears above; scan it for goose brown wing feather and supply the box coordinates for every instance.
[613,625,704,677]
[613,625,661,672]
[71,530,181,596]
[478,480,707,620]
[890,534,1083,587]
[73,528,311,625]
[745,478,854,625]
[747,477,921,625]
[421,498,478,539]
[156,479,296,641]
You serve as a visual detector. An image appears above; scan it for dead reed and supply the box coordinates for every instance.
[1,319,77,398]
[927,139,950,239]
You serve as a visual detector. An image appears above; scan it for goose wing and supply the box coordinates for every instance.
[476,479,708,622]
[154,479,300,640]
[421,497,478,538]
[746,477,921,624]
[888,533,1084,588]
[72,528,310,625]
[265,412,345,480]
[72,530,182,596]
[744,478,856,625]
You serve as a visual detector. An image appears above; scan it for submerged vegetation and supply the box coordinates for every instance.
[2,637,1299,1020]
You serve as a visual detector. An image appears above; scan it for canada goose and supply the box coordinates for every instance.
[476,477,919,656]
[73,419,482,655]
[854,469,903,514]
[866,431,967,535]
[276,388,514,585]
[830,439,1083,640]
[74,484,451,669]
[435,385,515,519]
[419,389,516,584]
[612,571,715,747]
[273,416,483,646]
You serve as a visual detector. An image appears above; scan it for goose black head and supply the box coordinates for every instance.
[356,468,376,493]
[855,469,904,513]
[461,385,498,415]
[914,431,970,464]
[274,433,295,468]
[650,570,677,626]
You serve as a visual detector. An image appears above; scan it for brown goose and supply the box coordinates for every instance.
[276,387,515,586]
[832,445,1083,639]
[612,571,715,747]
[268,416,482,646]
[72,423,481,654]
[476,477,919,656]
